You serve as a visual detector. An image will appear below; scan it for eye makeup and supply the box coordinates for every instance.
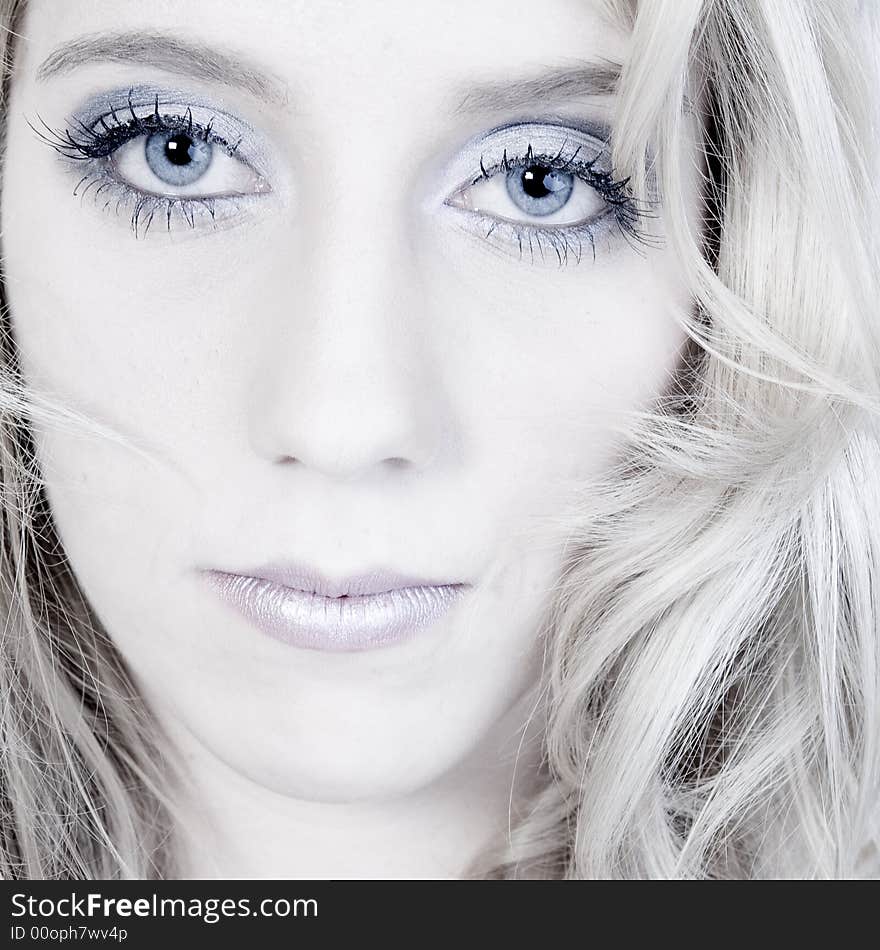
[31,86,657,262]
[31,84,272,237]
[442,120,657,266]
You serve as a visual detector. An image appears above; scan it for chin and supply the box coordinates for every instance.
[216,733,471,804]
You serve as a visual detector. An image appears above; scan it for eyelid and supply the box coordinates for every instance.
[67,83,274,177]
[31,88,277,238]
[437,119,657,267]
[436,119,612,207]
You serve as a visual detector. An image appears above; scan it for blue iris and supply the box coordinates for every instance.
[505,164,574,216]
[144,130,213,187]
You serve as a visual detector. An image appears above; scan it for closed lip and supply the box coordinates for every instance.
[231,562,463,598]
[202,562,470,652]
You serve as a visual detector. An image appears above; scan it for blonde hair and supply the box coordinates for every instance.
[2,0,879,879]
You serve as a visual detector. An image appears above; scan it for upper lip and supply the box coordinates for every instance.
[209,562,465,599]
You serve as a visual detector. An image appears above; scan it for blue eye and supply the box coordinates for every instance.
[506,164,574,216]
[445,124,655,266]
[144,130,213,187]
[29,90,272,237]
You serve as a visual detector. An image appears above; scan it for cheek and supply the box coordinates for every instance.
[419,235,691,494]
[2,187,284,503]
[5,230,241,427]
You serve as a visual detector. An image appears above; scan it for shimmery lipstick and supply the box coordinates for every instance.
[204,564,469,652]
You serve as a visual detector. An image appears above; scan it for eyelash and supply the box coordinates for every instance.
[33,96,655,260]
[466,142,656,265]
[31,94,247,238]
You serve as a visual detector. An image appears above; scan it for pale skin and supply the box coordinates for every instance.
[2,0,698,877]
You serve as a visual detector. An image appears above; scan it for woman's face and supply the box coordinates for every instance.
[2,0,695,803]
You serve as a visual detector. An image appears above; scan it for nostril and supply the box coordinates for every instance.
[383,457,411,470]
[271,453,414,475]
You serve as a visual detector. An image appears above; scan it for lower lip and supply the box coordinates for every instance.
[205,572,469,652]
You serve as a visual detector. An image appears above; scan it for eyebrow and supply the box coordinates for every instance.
[35,31,288,104]
[452,61,622,115]
[36,33,619,117]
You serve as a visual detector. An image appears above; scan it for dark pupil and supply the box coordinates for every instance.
[521,165,553,199]
[164,133,195,166]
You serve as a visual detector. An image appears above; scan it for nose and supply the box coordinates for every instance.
[246,227,451,481]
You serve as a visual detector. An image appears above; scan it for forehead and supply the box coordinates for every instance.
[16,0,632,110]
